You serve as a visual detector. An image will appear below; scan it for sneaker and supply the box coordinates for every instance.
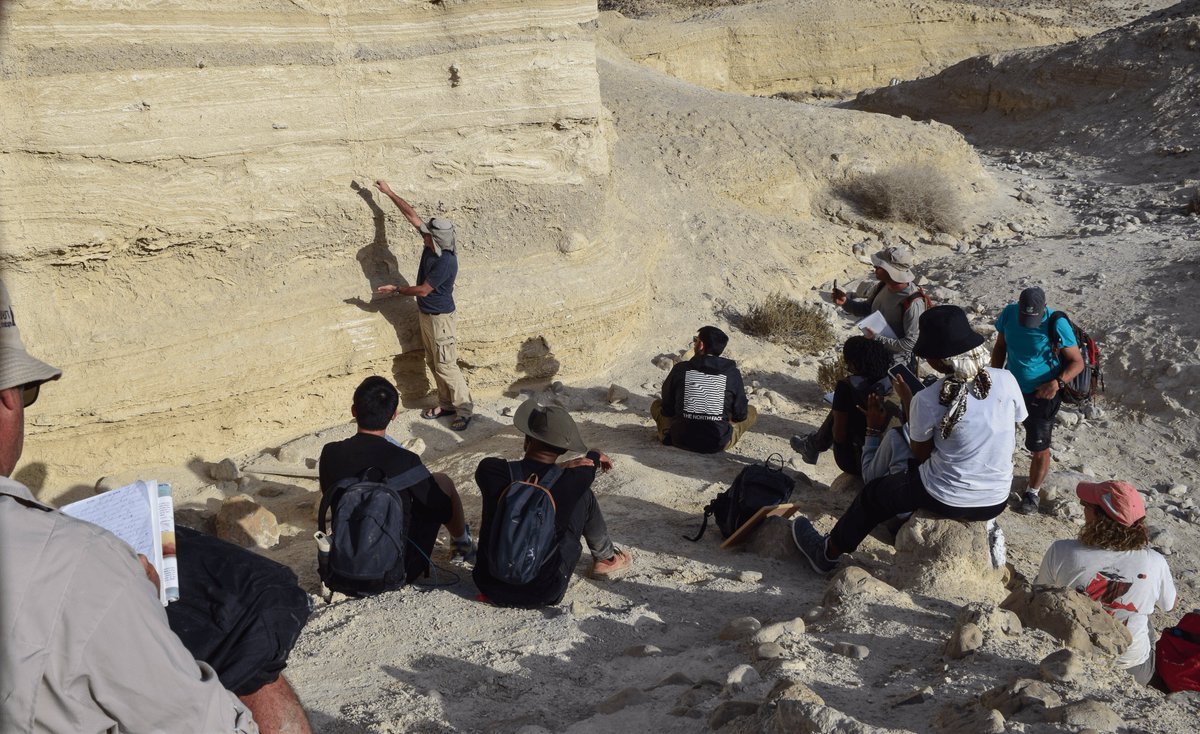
[1016,491,1040,516]
[590,548,633,579]
[791,516,837,574]
[790,433,820,465]
[987,518,1006,570]
[451,525,477,564]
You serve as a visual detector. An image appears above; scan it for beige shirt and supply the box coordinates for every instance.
[0,476,258,734]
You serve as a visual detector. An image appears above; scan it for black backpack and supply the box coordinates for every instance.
[317,464,431,596]
[1047,311,1104,405]
[685,453,795,541]
[487,463,563,585]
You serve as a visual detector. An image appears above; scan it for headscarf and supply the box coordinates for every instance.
[935,344,992,439]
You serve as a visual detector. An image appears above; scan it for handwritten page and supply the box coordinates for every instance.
[63,480,169,604]
[856,311,898,340]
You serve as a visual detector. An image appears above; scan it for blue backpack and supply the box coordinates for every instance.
[317,464,431,596]
[487,463,563,585]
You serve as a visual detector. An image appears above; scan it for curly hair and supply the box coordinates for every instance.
[842,336,892,381]
[1079,508,1149,551]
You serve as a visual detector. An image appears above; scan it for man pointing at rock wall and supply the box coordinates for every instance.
[374,180,475,431]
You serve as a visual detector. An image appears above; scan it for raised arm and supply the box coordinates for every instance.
[374,180,425,230]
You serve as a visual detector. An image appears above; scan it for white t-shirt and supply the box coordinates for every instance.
[908,368,1027,507]
[1036,539,1177,668]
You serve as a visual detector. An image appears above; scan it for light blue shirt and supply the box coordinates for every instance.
[994,303,1077,394]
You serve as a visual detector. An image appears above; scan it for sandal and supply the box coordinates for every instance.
[421,407,456,420]
[450,415,472,432]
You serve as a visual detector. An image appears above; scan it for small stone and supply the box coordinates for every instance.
[832,642,870,659]
[932,232,958,248]
[607,384,631,404]
[652,354,676,370]
[1039,648,1082,682]
[1046,699,1123,730]
[1007,221,1024,233]
[753,617,805,644]
[944,622,983,659]
[623,644,661,658]
[724,664,760,692]
[652,672,694,689]
[737,570,763,584]
[767,680,824,705]
[593,687,650,715]
[257,485,285,498]
[708,701,759,730]
[215,495,279,549]
[271,122,289,129]
[719,616,762,640]
[275,445,304,464]
[1167,483,1189,497]
[755,642,786,660]
[500,406,514,417]
[210,458,240,481]
[1056,410,1082,428]
[980,678,1061,717]
[895,686,934,706]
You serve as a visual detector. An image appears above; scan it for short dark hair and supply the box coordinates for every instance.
[697,325,729,356]
[353,376,398,430]
[842,336,892,381]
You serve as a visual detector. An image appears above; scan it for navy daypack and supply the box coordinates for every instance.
[487,463,563,585]
[317,464,431,596]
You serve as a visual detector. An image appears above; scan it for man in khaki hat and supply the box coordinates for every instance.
[472,399,632,607]
[832,245,929,367]
[0,280,309,733]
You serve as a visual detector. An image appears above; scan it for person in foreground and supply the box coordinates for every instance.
[791,305,1027,574]
[650,325,756,454]
[791,335,894,473]
[1036,480,1176,685]
[474,400,632,607]
[0,280,311,733]
[991,286,1084,515]
[319,375,475,574]
[373,179,474,431]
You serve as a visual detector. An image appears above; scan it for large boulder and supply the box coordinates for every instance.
[886,511,1005,603]
[1001,586,1131,658]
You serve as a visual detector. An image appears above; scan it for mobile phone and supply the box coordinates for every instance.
[888,364,924,394]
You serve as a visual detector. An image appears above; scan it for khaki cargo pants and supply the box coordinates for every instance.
[418,311,473,417]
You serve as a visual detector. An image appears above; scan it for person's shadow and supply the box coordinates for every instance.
[345,181,431,405]
[505,336,561,396]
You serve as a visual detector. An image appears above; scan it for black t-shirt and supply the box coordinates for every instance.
[318,432,452,581]
[472,455,599,607]
[831,375,889,449]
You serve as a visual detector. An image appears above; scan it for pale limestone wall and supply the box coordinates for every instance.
[1,0,627,487]
[600,0,1083,98]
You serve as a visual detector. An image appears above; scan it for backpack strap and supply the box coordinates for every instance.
[899,287,931,313]
[383,464,433,493]
[1046,310,1070,352]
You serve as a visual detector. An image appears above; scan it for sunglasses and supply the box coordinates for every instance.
[22,382,40,407]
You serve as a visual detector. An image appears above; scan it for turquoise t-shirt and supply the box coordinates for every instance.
[994,303,1077,394]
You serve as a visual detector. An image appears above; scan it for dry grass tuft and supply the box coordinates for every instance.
[599,0,753,17]
[742,292,836,355]
[842,164,966,235]
[817,356,848,393]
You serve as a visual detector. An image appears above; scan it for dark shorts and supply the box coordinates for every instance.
[1022,391,1063,452]
[166,527,312,696]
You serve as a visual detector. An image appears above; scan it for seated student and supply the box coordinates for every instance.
[860,392,912,483]
[1,280,306,733]
[650,325,756,454]
[792,336,895,474]
[474,400,632,607]
[319,376,474,577]
[791,305,1027,574]
[1036,480,1176,685]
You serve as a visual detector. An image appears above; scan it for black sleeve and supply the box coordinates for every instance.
[317,445,335,494]
[831,380,857,412]
[727,368,748,423]
[660,363,683,417]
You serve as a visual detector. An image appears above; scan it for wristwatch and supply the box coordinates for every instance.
[1056,378,1067,390]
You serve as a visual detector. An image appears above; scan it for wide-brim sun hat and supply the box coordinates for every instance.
[912,304,985,359]
[870,246,915,282]
[1076,480,1146,527]
[1,281,62,392]
[513,399,588,452]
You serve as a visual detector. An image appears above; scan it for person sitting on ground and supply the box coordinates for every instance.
[1036,480,1176,686]
[650,325,756,454]
[319,376,475,574]
[832,245,929,367]
[991,286,1085,515]
[791,336,895,474]
[791,305,1027,574]
[1,280,310,733]
[473,400,632,607]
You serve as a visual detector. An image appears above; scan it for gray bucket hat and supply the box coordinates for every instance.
[419,217,456,256]
[870,246,915,282]
[0,280,62,392]
[513,399,587,452]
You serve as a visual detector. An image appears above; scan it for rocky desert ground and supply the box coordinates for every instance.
[4,0,1200,732]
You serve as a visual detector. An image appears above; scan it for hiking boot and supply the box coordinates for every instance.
[791,516,837,574]
[790,433,820,465]
[451,525,477,564]
[591,548,633,580]
[1016,491,1040,516]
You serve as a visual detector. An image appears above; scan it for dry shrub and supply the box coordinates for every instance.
[599,0,752,16]
[845,164,966,234]
[817,355,848,393]
[742,292,836,355]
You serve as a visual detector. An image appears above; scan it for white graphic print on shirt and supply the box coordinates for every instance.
[683,370,726,421]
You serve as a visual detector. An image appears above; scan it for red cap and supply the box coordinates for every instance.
[1076,480,1146,527]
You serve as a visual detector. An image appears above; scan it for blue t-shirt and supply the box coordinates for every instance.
[994,303,1077,394]
[416,247,457,314]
